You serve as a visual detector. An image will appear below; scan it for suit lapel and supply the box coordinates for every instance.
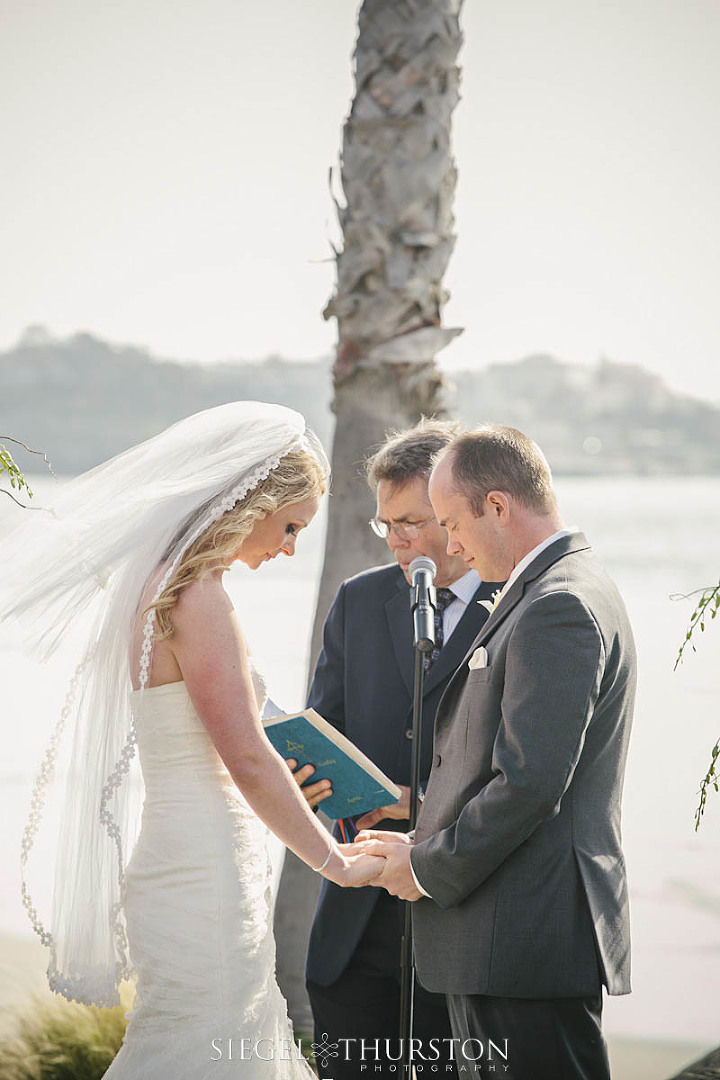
[462,571,528,651]
[422,579,502,695]
[436,532,593,717]
[471,531,591,650]
[385,571,509,700]
[385,575,415,696]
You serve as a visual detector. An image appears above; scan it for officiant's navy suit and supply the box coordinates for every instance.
[306,563,497,985]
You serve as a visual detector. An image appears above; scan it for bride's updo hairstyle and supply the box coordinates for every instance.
[150,446,329,638]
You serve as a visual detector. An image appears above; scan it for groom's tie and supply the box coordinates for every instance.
[424,587,456,670]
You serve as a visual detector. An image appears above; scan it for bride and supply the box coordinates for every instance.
[1,401,383,1078]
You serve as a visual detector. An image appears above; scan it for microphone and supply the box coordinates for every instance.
[409,556,437,653]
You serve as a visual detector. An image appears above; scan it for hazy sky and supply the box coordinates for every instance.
[2,1,719,401]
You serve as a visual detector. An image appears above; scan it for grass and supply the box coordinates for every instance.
[0,983,133,1080]
[0,985,320,1078]
[295,1029,319,1073]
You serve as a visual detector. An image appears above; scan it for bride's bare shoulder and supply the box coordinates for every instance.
[172,572,235,629]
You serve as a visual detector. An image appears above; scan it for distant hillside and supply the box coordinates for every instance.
[3,328,334,474]
[450,354,720,475]
[2,328,719,475]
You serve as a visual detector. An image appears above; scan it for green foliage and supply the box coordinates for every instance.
[674,579,720,829]
[0,436,55,508]
[295,1031,318,1072]
[0,441,34,501]
[0,985,132,1080]
[695,740,720,832]
[675,581,720,669]
[0,992,316,1079]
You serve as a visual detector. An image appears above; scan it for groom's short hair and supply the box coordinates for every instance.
[439,425,557,515]
[366,418,463,492]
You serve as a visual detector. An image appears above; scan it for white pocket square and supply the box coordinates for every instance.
[468,646,489,670]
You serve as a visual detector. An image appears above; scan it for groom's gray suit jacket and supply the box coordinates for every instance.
[411,532,636,999]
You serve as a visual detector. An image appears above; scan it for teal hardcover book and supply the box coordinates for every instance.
[263,708,401,820]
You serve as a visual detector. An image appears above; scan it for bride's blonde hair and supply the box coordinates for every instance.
[149,447,329,638]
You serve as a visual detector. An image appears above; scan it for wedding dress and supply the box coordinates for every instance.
[103,671,314,1079]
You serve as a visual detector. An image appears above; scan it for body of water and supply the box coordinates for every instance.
[1,474,719,1045]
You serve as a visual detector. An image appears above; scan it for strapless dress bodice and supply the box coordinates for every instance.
[129,667,269,800]
[131,681,235,799]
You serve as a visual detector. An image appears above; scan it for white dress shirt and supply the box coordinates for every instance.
[495,527,577,606]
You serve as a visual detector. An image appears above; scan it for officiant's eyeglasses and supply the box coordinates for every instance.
[369,516,436,540]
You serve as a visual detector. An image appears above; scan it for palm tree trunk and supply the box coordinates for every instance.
[310,0,465,667]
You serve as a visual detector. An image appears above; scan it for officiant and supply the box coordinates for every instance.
[292,420,503,1079]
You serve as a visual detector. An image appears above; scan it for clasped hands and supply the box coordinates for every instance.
[287,761,423,900]
[345,830,423,901]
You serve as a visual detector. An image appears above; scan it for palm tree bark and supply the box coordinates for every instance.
[310,0,465,667]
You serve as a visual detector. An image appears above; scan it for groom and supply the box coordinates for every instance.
[359,425,637,1080]
[301,420,503,1079]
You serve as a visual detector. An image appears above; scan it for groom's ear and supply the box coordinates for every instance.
[486,491,510,521]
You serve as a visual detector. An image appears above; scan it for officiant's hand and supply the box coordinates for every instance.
[352,831,422,901]
[285,758,333,810]
[354,785,410,830]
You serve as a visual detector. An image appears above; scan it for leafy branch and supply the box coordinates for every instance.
[0,436,55,509]
[674,582,720,669]
[673,579,720,828]
[694,740,720,832]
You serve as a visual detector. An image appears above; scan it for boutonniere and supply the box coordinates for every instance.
[478,588,503,615]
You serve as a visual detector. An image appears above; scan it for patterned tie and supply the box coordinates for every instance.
[424,587,456,670]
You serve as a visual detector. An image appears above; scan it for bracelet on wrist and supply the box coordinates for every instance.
[312,844,335,874]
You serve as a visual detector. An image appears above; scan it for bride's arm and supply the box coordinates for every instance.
[166,574,382,888]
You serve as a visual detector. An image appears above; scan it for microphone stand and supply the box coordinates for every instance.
[400,563,436,1077]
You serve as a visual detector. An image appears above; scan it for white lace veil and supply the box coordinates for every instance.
[0,401,327,1007]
